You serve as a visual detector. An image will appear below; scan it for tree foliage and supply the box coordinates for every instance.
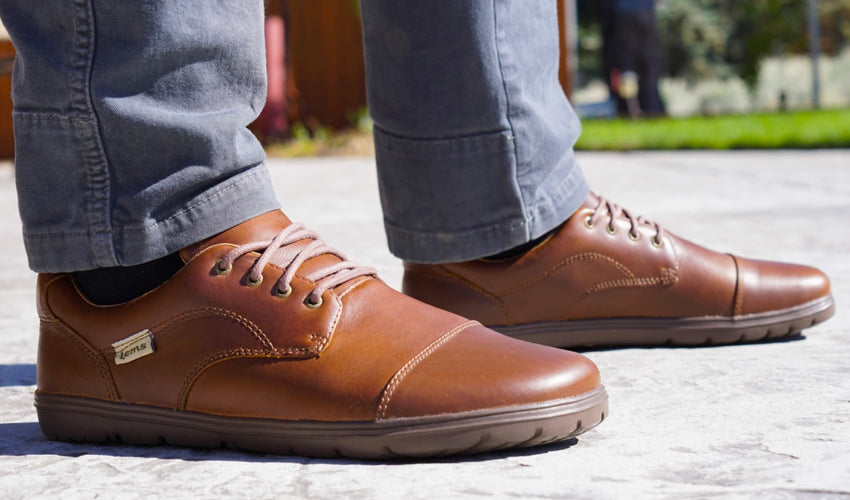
[653,0,850,86]
[656,0,730,81]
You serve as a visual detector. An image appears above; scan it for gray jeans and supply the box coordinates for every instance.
[1,0,587,272]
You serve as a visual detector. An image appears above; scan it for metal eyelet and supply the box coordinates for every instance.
[584,216,594,229]
[245,274,263,287]
[304,295,323,309]
[214,259,232,276]
[652,237,664,248]
[629,231,640,242]
[606,225,618,235]
[273,285,292,298]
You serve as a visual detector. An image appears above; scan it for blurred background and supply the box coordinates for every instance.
[0,0,848,156]
[573,0,850,117]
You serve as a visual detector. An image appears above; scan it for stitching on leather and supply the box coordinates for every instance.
[560,267,679,321]
[186,242,237,264]
[40,276,118,399]
[583,271,678,294]
[151,307,275,351]
[177,347,271,409]
[310,292,343,354]
[375,320,478,420]
[431,266,510,319]
[50,320,119,400]
[204,246,344,353]
[95,308,276,358]
[176,294,343,409]
[37,275,67,320]
[104,302,331,361]
[338,276,371,299]
[498,252,635,296]
[731,255,744,316]
[255,254,359,351]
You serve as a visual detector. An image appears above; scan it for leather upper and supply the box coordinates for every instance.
[36,210,600,421]
[403,193,831,327]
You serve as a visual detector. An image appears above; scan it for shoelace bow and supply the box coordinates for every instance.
[587,194,665,245]
[216,223,376,306]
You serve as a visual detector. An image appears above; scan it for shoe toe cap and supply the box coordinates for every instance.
[378,323,601,420]
[735,256,831,314]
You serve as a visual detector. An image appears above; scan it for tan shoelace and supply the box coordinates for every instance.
[587,194,665,246]
[216,223,377,307]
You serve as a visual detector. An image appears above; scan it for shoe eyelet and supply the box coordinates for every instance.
[214,259,232,276]
[273,284,292,298]
[606,225,617,235]
[629,231,640,242]
[584,216,594,229]
[304,295,323,309]
[245,274,263,287]
[652,237,663,248]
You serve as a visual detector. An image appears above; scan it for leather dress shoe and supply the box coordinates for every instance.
[403,193,835,348]
[34,211,607,459]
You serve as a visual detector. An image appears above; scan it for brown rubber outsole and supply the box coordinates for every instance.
[34,385,608,460]
[495,295,836,349]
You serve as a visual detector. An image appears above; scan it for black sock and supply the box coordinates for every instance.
[482,226,559,261]
[73,252,185,305]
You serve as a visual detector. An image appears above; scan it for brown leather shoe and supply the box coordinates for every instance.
[34,211,607,459]
[403,193,835,348]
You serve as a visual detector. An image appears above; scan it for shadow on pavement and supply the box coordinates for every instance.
[0,420,580,465]
[0,364,36,387]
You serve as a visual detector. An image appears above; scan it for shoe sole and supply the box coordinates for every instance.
[34,386,607,460]
[494,295,836,348]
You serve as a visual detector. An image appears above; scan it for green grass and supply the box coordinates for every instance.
[575,109,850,150]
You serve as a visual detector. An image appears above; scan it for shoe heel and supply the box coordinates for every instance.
[35,391,161,445]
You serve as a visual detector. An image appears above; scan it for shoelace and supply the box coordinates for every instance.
[586,194,665,246]
[215,223,377,307]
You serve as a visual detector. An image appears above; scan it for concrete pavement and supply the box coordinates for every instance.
[1,151,848,499]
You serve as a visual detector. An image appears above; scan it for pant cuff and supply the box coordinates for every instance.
[24,164,280,272]
[375,126,589,263]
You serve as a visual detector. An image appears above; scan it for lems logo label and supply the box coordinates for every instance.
[111,329,155,365]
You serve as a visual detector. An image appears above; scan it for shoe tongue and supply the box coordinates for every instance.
[180,210,294,262]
